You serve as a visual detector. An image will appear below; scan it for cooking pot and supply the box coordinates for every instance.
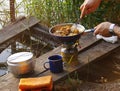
[7,52,36,77]
[49,23,85,43]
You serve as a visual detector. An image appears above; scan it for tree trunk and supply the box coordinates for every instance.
[10,0,15,22]
[10,0,16,53]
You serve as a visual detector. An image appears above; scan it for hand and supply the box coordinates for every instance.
[80,0,101,18]
[94,22,112,37]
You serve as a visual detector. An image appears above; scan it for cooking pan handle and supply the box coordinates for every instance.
[84,28,95,33]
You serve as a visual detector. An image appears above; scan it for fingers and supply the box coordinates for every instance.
[80,4,83,10]
[94,26,111,37]
[86,7,96,15]
[80,5,95,18]
[93,26,100,35]
[94,28,99,35]
[80,5,86,18]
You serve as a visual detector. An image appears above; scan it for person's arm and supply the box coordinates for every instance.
[94,22,120,38]
[80,0,102,18]
[113,25,120,38]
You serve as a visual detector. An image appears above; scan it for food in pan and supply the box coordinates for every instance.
[52,24,84,36]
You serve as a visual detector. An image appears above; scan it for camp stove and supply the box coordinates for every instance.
[60,41,79,66]
[49,23,85,66]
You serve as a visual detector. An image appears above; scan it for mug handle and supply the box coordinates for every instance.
[43,62,49,70]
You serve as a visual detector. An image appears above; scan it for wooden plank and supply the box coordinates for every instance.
[77,47,120,83]
[0,16,40,45]
[37,35,120,84]
[0,33,120,91]
[31,25,60,47]
[33,33,100,76]
[0,39,15,52]
[0,33,98,91]
[78,33,101,51]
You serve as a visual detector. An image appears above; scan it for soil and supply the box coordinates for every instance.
[54,79,120,91]
[54,56,120,91]
[54,78,120,91]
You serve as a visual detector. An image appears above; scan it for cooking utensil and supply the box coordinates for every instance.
[76,18,82,24]
[49,23,85,43]
[7,52,36,77]
[72,18,82,31]
[84,29,94,33]
[49,23,94,43]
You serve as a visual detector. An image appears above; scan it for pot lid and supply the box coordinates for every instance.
[7,52,33,63]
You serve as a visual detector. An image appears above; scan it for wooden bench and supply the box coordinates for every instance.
[0,16,120,91]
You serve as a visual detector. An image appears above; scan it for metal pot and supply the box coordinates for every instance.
[7,52,36,77]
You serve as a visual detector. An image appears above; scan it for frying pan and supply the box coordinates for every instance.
[49,23,85,43]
